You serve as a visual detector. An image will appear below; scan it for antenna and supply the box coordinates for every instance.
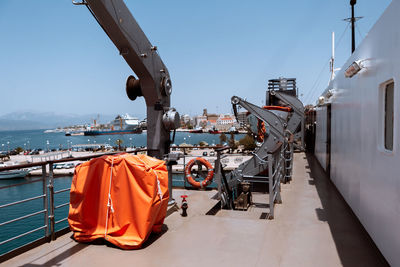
[330,32,335,81]
[344,0,363,54]
[329,32,341,82]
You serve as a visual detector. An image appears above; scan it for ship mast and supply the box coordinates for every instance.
[350,0,356,53]
[344,0,363,54]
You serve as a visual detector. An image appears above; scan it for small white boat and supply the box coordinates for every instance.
[0,169,29,179]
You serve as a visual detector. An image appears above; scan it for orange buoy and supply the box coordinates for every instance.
[184,157,214,189]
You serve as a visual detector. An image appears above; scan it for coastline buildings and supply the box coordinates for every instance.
[179,108,246,132]
[216,115,237,132]
[192,112,241,132]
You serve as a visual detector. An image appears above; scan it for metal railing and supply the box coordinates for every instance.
[236,141,284,219]
[0,149,147,262]
[267,142,284,219]
[0,146,232,261]
[0,144,285,261]
[212,139,293,219]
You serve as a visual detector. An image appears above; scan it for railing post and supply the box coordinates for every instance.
[276,150,282,204]
[48,162,55,241]
[215,150,222,200]
[268,154,274,219]
[166,147,175,205]
[183,148,186,188]
[42,164,49,239]
[290,143,294,180]
[167,164,174,205]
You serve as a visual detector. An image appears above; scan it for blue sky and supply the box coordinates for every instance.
[0,0,391,119]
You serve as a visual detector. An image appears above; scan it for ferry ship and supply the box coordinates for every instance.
[84,114,142,136]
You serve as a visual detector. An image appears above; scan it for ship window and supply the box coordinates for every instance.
[384,82,394,151]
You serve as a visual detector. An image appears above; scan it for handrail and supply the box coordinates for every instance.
[0,149,148,172]
[0,178,43,190]
[0,148,145,257]
[0,194,45,209]
[0,210,46,227]
[0,226,47,247]
[54,188,71,195]
[173,145,227,151]
[0,145,233,260]
[55,203,69,210]
[0,162,46,171]
[214,146,230,152]
[55,218,68,225]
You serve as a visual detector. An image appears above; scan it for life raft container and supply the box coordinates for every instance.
[184,157,214,188]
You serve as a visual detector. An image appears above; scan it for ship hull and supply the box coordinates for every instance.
[0,170,29,180]
[84,129,142,136]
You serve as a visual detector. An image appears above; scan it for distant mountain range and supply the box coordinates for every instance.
[0,112,120,131]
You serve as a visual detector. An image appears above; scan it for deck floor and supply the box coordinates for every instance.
[2,153,388,267]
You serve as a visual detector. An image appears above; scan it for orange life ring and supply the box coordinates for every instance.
[184,157,214,189]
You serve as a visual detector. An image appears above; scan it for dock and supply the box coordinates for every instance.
[1,153,388,266]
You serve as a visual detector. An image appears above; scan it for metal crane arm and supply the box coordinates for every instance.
[228,96,285,181]
[83,0,169,106]
[77,0,179,159]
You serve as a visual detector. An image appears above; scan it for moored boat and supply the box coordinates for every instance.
[189,127,203,133]
[0,169,29,180]
[208,129,220,134]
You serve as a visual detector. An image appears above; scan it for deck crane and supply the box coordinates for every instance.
[73,0,180,159]
[218,96,292,218]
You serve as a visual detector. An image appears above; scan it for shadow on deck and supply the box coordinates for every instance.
[305,153,389,267]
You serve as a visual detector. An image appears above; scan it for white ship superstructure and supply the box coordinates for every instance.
[314,1,400,265]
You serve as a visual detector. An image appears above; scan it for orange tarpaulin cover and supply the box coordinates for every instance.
[68,153,169,249]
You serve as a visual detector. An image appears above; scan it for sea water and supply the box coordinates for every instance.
[0,129,240,151]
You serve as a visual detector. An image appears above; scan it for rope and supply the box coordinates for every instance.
[104,158,114,239]
[136,157,163,201]
[251,151,267,164]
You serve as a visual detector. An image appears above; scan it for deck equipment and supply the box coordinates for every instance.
[184,157,214,189]
[215,96,296,218]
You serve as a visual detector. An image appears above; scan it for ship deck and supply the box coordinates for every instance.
[2,153,388,267]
